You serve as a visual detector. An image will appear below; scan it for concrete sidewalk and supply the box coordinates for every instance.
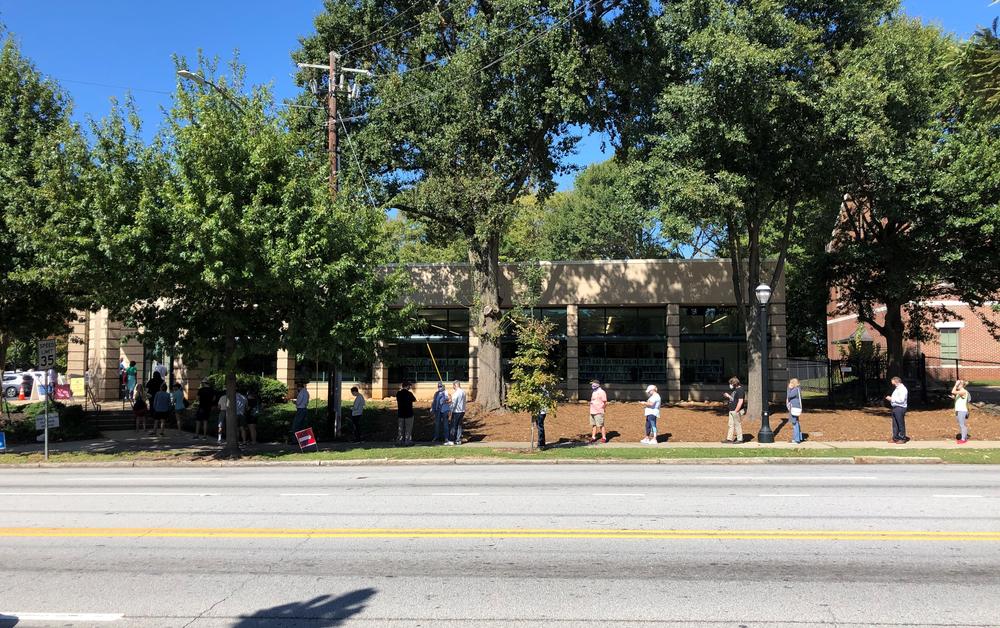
[4,428,999,455]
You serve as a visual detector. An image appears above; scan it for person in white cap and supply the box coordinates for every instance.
[641,384,661,444]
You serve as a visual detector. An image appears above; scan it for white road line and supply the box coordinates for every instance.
[933,494,984,498]
[64,476,214,481]
[0,612,123,622]
[279,493,330,497]
[0,492,220,497]
[432,492,480,496]
[593,493,646,497]
[759,494,811,498]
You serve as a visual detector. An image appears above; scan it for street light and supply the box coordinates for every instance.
[755,283,775,444]
[176,69,246,114]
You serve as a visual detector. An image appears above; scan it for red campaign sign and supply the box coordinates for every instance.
[295,428,318,452]
[54,384,73,400]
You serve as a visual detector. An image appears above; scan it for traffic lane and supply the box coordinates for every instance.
[3,464,1000,491]
[1,537,998,627]
[2,492,998,531]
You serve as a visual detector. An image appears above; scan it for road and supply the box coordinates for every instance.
[0,464,998,627]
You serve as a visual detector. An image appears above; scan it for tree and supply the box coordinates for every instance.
[85,58,401,456]
[294,0,637,410]
[954,17,1000,116]
[823,18,976,375]
[0,30,88,376]
[646,0,890,419]
[531,159,687,261]
[505,313,559,447]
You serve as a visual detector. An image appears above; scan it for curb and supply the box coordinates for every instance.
[0,456,946,468]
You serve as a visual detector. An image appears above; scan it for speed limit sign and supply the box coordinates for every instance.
[37,339,57,370]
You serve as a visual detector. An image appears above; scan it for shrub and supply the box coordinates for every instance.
[0,402,99,444]
[204,372,288,405]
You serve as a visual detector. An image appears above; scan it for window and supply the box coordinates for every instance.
[940,329,959,361]
[295,355,372,384]
[680,306,747,384]
[578,307,667,383]
[500,308,567,382]
[386,309,471,382]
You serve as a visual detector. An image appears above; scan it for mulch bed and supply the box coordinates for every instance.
[359,401,1000,444]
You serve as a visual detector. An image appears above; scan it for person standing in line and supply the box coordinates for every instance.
[722,377,746,444]
[786,378,804,444]
[132,384,148,432]
[146,371,163,405]
[588,379,608,444]
[194,380,214,440]
[396,381,417,446]
[535,386,549,451]
[244,390,260,445]
[350,386,366,443]
[217,392,228,444]
[885,376,910,444]
[235,389,249,445]
[171,383,186,432]
[447,380,467,446]
[152,383,171,436]
[430,382,450,443]
[641,384,661,445]
[125,361,138,402]
[951,379,971,444]
[118,358,126,399]
[292,382,310,436]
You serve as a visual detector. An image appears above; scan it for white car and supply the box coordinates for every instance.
[2,372,33,399]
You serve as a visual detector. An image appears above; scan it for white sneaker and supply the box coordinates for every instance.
[640,438,649,444]
[444,441,454,446]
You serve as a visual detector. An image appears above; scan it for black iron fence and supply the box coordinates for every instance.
[788,354,1000,406]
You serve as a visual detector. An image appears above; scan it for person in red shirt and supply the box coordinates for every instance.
[588,379,608,444]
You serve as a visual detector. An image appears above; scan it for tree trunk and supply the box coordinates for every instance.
[469,233,503,411]
[884,303,905,379]
[223,332,240,458]
[745,306,764,422]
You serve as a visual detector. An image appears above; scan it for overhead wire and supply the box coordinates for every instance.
[338,114,381,211]
[341,0,591,122]
[338,0,430,55]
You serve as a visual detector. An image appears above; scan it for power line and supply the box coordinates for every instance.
[342,0,591,122]
[338,114,381,211]
[50,77,173,96]
[340,3,446,57]
[338,0,430,55]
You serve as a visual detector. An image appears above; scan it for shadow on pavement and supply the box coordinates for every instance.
[232,588,377,627]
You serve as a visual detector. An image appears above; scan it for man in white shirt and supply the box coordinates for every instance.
[885,376,909,444]
[293,382,310,435]
[447,381,467,446]
[350,386,365,443]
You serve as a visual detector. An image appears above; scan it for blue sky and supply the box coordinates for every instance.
[1,0,996,190]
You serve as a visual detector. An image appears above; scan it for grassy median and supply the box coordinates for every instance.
[1,446,998,464]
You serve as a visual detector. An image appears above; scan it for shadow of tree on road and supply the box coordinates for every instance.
[232,588,377,627]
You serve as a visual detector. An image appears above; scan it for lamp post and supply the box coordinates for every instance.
[177,70,247,114]
[755,283,775,444]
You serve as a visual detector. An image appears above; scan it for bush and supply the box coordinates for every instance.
[0,402,99,444]
[204,372,288,405]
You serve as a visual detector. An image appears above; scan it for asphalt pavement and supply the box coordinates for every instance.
[0,465,998,627]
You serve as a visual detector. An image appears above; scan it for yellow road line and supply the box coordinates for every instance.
[1,527,998,542]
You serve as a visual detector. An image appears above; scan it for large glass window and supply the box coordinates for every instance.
[386,308,470,382]
[680,306,747,384]
[500,308,567,382]
[237,353,278,379]
[578,307,667,384]
[295,355,372,384]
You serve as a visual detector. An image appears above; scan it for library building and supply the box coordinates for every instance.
[68,259,788,403]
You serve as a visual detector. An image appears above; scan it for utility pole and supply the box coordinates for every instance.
[298,53,370,440]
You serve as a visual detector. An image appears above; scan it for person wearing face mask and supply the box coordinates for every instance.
[588,379,608,444]
[722,377,745,444]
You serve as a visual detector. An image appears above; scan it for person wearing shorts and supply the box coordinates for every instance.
[589,379,608,444]
[641,384,661,444]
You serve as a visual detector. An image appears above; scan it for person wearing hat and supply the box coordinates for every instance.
[641,384,661,444]
[588,379,608,444]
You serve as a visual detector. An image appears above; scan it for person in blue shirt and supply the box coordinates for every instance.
[152,384,172,437]
[430,382,451,443]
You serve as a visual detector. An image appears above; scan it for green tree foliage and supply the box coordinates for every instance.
[84,58,402,455]
[822,17,1000,374]
[504,313,559,442]
[294,0,640,410]
[530,159,688,261]
[646,0,890,418]
[0,30,88,373]
[954,18,1000,116]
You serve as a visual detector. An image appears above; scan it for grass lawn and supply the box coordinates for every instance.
[3,446,998,465]
[967,379,1000,387]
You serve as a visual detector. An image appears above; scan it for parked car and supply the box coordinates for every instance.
[2,372,33,399]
